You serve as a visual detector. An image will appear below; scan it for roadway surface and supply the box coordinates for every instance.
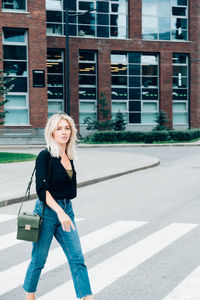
[0,146,200,300]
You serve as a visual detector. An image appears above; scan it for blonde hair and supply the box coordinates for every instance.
[45,113,78,159]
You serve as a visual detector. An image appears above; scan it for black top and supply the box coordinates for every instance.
[35,149,77,203]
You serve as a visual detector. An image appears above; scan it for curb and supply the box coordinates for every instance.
[0,159,160,207]
[0,143,200,149]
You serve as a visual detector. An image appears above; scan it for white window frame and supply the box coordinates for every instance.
[47,49,65,115]
[4,93,30,126]
[142,0,188,42]
[3,28,29,126]
[68,0,128,39]
[2,0,27,12]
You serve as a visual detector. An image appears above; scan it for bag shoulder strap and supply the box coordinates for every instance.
[18,154,52,215]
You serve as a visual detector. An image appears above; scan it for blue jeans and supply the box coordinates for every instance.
[23,198,93,299]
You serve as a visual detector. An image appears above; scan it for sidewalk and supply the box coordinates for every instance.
[0,147,160,207]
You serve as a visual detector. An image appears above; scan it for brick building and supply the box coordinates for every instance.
[0,0,199,141]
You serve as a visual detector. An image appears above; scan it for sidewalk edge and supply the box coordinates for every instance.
[0,159,160,207]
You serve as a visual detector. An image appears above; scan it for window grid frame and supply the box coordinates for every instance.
[79,50,98,124]
[2,0,27,12]
[142,0,188,42]
[111,52,159,125]
[3,28,29,126]
[172,53,189,125]
[47,49,65,116]
[68,0,128,39]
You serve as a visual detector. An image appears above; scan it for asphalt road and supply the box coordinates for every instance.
[1,146,200,300]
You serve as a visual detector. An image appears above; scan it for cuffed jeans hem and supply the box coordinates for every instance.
[23,285,36,293]
[78,293,93,299]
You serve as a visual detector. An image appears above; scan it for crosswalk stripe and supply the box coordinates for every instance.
[0,214,16,223]
[0,220,145,295]
[163,265,200,300]
[38,223,198,300]
[0,217,84,251]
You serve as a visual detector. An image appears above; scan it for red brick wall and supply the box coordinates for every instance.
[0,0,47,129]
[0,0,199,129]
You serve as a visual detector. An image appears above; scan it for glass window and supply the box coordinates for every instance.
[111,52,159,124]
[3,28,26,43]
[142,0,188,41]
[143,102,157,112]
[129,101,141,111]
[46,9,65,36]
[112,88,128,99]
[172,0,187,5]
[4,77,27,92]
[48,75,63,86]
[3,28,29,125]
[172,53,188,127]
[143,4,157,16]
[48,101,63,111]
[79,75,96,85]
[4,95,28,125]
[112,102,127,112]
[172,7,186,16]
[68,0,128,39]
[3,45,26,60]
[173,102,187,111]
[46,0,62,10]
[5,109,28,124]
[4,61,27,76]
[2,0,26,11]
[173,113,187,124]
[5,95,26,107]
[79,113,97,123]
[80,101,96,112]
[47,62,63,73]
[79,51,97,123]
[79,1,94,11]
[141,113,157,123]
[47,49,64,115]
[142,65,157,76]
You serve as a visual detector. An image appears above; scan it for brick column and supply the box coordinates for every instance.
[160,51,173,129]
[69,41,79,128]
[97,43,111,121]
[28,1,47,128]
[129,0,142,40]
[189,0,200,128]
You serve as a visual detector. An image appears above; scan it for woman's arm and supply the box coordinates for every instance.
[46,190,75,232]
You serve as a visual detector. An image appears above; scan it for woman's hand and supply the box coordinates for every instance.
[57,209,75,232]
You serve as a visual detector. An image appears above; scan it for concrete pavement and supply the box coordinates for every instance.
[0,147,160,207]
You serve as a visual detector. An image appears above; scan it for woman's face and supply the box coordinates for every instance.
[53,119,71,146]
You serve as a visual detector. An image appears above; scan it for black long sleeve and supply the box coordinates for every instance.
[35,149,77,203]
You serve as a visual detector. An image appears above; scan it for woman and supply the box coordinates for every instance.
[23,113,94,300]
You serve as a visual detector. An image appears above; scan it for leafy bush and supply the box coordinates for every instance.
[83,129,200,144]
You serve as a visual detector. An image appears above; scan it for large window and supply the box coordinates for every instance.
[79,51,97,124]
[3,28,29,125]
[46,0,65,36]
[172,53,188,126]
[2,0,26,11]
[47,49,65,118]
[46,0,128,38]
[142,0,188,41]
[111,53,159,124]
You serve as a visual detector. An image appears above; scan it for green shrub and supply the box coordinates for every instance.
[83,129,200,144]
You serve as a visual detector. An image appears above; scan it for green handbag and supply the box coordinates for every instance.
[17,156,52,242]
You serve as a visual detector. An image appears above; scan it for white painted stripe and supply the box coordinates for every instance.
[0,220,145,295]
[164,265,200,300]
[38,223,198,300]
[0,217,83,251]
[0,214,16,223]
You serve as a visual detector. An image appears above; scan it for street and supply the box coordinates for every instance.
[1,146,200,300]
